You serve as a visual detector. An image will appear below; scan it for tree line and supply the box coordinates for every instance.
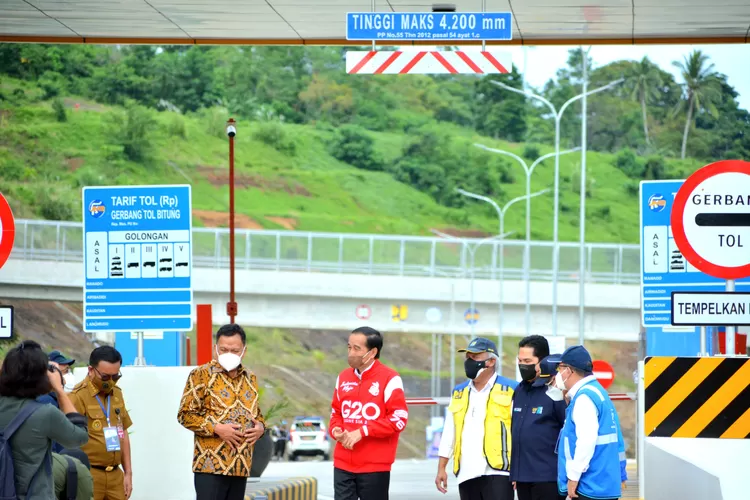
[0,44,747,212]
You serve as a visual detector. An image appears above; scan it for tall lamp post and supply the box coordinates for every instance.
[431,230,513,341]
[226,119,238,324]
[579,46,593,346]
[491,77,625,336]
[455,188,550,350]
[471,146,578,338]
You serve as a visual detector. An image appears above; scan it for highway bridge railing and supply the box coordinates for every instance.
[406,393,637,406]
[9,219,641,284]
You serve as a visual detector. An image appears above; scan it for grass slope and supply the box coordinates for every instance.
[0,77,703,245]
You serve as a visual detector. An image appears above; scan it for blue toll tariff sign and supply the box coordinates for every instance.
[346,12,512,41]
[82,185,193,332]
[639,180,750,327]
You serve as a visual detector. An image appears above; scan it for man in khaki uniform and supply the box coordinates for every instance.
[71,346,133,500]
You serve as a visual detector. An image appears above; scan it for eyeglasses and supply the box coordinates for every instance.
[93,367,122,382]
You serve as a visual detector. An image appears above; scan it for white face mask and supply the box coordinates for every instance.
[554,368,569,392]
[216,347,245,372]
[63,373,76,391]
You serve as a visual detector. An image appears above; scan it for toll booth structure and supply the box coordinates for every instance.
[637,356,750,500]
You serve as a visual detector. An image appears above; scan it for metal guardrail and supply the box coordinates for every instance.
[9,219,641,284]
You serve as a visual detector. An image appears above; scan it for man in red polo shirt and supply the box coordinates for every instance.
[329,326,409,500]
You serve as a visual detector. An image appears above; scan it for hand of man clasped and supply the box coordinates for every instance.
[216,420,264,449]
[244,420,265,446]
[332,427,363,450]
[215,423,244,449]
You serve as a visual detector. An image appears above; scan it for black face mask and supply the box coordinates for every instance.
[464,358,488,380]
[518,363,537,382]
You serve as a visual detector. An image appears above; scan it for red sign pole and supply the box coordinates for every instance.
[196,304,213,365]
[0,193,15,270]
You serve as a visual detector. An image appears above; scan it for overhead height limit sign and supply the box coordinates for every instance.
[345,11,512,75]
[671,160,750,279]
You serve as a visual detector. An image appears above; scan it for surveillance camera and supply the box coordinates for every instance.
[432,3,456,12]
[226,125,237,138]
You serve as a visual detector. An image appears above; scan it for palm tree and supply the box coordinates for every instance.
[628,57,662,147]
[672,50,722,159]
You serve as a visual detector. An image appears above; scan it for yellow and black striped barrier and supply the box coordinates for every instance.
[244,477,317,500]
[644,356,750,439]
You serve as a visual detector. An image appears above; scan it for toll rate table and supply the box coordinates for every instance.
[82,184,193,333]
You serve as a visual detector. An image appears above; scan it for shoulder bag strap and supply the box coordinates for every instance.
[63,456,78,500]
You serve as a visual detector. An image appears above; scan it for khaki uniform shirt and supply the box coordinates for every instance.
[69,377,133,468]
[177,360,264,477]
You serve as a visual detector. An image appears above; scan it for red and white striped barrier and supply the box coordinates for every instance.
[406,393,636,406]
[346,50,511,75]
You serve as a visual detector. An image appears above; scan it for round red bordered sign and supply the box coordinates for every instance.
[355,304,372,320]
[0,193,15,270]
[671,160,750,280]
[592,360,615,390]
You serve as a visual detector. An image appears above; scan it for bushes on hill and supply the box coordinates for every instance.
[330,125,383,171]
[114,104,156,162]
[256,121,297,156]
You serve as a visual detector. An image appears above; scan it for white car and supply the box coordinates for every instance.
[286,416,331,461]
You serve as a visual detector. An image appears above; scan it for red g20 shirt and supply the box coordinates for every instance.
[329,360,408,473]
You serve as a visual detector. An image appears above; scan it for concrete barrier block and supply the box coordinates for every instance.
[244,477,317,500]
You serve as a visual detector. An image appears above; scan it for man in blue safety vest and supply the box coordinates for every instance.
[548,346,627,500]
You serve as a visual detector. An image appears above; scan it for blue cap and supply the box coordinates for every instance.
[532,355,560,386]
[539,355,560,378]
[458,337,498,355]
[554,345,593,373]
[48,350,75,365]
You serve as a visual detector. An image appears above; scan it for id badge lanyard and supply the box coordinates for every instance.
[95,395,111,427]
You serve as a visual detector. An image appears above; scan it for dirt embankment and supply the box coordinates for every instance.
[0,299,96,363]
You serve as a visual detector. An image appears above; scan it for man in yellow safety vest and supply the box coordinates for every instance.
[434,337,518,500]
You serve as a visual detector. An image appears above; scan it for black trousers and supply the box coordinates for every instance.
[334,468,390,500]
[274,439,286,457]
[194,472,247,500]
[458,475,513,500]
[516,481,567,500]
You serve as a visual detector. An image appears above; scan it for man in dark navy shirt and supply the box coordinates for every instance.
[511,335,567,500]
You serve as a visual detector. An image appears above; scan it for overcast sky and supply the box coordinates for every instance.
[416,44,749,111]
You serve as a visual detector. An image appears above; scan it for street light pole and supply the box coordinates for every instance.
[472,145,579,338]
[491,77,625,336]
[579,46,592,346]
[432,230,513,338]
[455,188,549,350]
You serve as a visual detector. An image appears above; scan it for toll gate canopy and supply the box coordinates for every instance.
[1,0,749,45]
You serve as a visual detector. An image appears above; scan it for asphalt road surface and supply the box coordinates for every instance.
[262,459,640,500]
[263,458,460,500]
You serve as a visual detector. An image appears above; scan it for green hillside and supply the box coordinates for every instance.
[1,44,745,244]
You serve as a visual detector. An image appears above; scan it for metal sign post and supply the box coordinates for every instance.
[134,331,146,366]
